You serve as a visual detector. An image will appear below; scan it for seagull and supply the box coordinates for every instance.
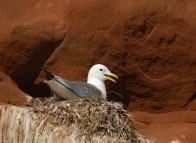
[42,64,118,101]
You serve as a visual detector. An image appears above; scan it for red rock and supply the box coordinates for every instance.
[0,0,66,95]
[132,111,196,124]
[0,102,7,106]
[0,70,16,84]
[132,111,196,143]
[0,2,195,141]
[0,82,29,106]
[0,0,195,112]
[186,99,196,110]
[41,0,196,112]
[0,71,29,105]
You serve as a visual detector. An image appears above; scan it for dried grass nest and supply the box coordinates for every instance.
[32,98,143,143]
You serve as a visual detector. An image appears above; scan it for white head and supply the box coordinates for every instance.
[87,64,118,100]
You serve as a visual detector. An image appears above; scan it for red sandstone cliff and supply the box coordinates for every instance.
[0,0,195,142]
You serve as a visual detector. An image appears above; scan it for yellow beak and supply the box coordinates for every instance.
[104,73,118,83]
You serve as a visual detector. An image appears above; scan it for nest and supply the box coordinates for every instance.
[32,98,142,143]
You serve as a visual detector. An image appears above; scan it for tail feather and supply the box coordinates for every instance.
[41,68,54,80]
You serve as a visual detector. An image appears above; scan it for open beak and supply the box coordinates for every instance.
[104,73,118,83]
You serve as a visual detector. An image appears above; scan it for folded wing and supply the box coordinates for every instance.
[54,76,101,98]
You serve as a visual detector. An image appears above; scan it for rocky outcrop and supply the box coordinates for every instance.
[0,71,30,105]
[0,103,152,143]
[132,111,196,143]
[0,0,195,112]
[0,1,195,142]
[0,82,30,106]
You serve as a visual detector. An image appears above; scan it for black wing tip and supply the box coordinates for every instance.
[41,67,54,80]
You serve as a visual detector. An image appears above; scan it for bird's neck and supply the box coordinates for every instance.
[87,77,107,100]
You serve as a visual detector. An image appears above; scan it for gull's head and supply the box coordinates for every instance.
[87,64,118,83]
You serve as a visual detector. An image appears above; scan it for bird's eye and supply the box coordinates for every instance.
[99,69,103,71]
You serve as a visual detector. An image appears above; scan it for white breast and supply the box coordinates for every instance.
[87,78,107,100]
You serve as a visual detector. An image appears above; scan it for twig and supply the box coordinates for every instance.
[107,91,123,99]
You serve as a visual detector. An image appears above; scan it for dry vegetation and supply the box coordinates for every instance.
[32,98,146,143]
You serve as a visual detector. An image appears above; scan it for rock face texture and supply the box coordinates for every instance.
[0,0,196,111]
[0,82,29,106]
[0,0,196,142]
[0,104,152,143]
[132,111,196,143]
[0,71,29,105]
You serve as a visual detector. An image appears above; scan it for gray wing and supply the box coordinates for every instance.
[54,76,100,98]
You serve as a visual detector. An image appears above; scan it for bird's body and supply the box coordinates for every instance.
[44,79,81,100]
[87,76,107,100]
[42,64,118,101]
